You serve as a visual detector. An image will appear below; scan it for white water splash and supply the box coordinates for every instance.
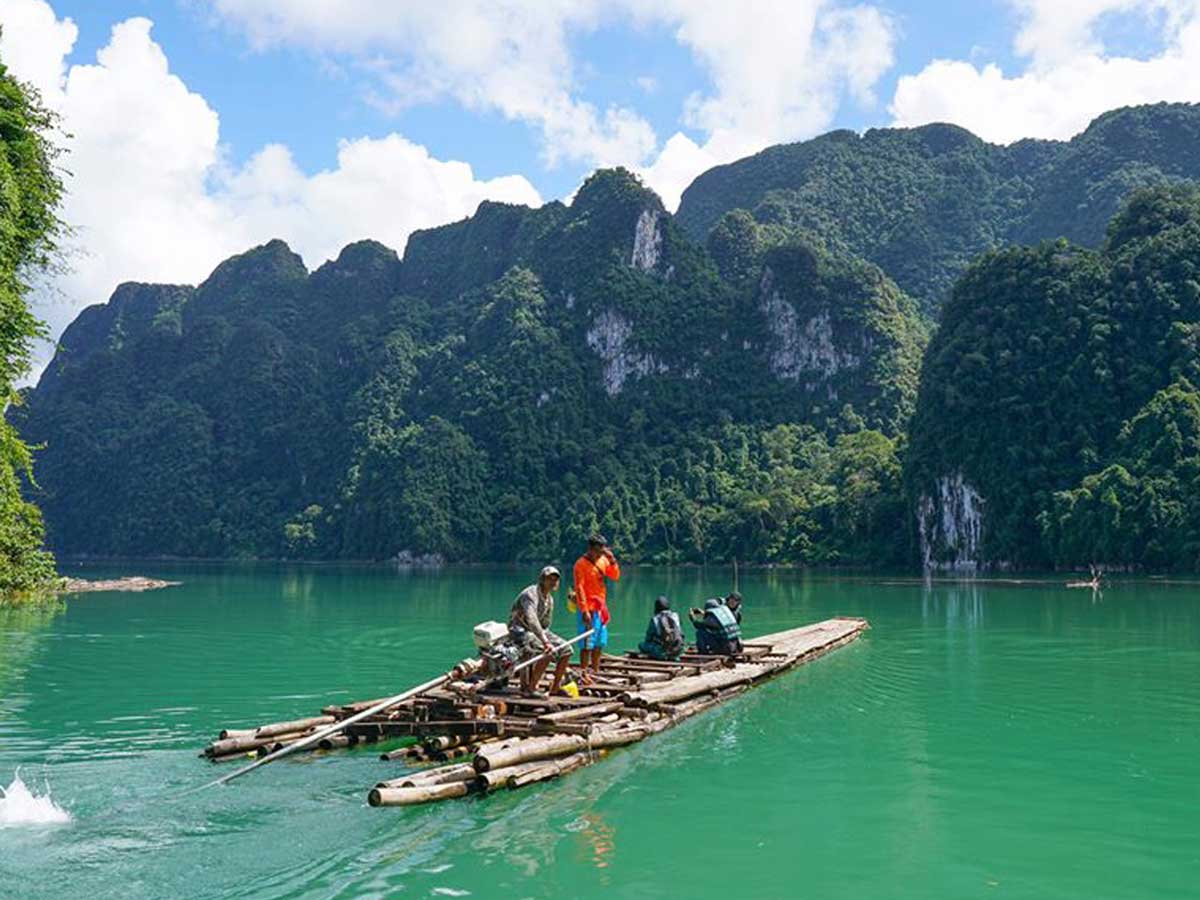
[0,773,71,827]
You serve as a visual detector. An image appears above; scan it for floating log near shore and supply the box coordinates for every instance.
[202,617,869,805]
[60,576,181,595]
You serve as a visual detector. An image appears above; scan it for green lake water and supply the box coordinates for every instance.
[1,563,1198,899]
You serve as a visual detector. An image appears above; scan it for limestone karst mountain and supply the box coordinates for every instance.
[16,103,1200,569]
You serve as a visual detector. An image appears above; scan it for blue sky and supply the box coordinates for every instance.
[2,0,1198,373]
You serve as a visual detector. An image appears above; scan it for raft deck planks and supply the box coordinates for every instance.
[201,616,869,801]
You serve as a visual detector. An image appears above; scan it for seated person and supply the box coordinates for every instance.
[689,598,744,656]
[508,565,571,696]
[724,591,743,624]
[638,595,685,661]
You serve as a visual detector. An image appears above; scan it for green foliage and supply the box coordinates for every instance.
[0,58,63,595]
[25,105,1200,572]
[19,168,924,565]
[1041,381,1200,569]
[678,104,1200,312]
[909,184,1200,568]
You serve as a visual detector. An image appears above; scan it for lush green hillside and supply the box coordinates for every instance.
[908,184,1200,570]
[21,104,1200,571]
[678,103,1200,312]
[0,60,62,594]
[18,169,924,565]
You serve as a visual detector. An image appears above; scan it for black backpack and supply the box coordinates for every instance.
[657,611,684,657]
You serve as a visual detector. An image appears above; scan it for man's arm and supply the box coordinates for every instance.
[602,552,620,582]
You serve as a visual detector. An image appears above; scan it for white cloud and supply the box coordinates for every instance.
[636,0,896,207]
[891,0,1200,143]
[635,133,719,213]
[208,0,899,210]
[210,1,657,170]
[0,1,540,378]
[222,136,541,266]
[0,0,74,100]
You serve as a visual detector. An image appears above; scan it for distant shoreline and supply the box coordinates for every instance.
[48,557,1200,585]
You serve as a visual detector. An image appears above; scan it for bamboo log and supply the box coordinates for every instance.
[205,749,257,763]
[476,749,597,791]
[435,745,477,762]
[205,730,311,757]
[473,724,650,772]
[369,782,470,806]
[509,751,592,788]
[422,735,463,752]
[254,716,335,739]
[534,721,595,736]
[217,728,256,740]
[206,736,266,757]
[380,745,428,762]
[256,733,324,757]
[536,701,623,724]
[376,762,479,789]
[473,760,555,792]
[318,734,352,750]
[626,664,758,706]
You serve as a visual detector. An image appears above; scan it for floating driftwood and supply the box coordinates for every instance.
[60,576,181,595]
[202,617,868,806]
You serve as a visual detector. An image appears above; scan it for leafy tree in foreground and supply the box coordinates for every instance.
[0,58,62,595]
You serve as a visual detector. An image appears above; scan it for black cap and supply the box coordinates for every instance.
[655,595,670,612]
[588,533,609,548]
[726,591,743,604]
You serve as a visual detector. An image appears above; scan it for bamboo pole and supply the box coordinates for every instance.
[536,701,624,724]
[369,782,470,806]
[473,759,555,792]
[509,752,592,788]
[254,716,335,739]
[256,733,324,758]
[376,763,479,790]
[207,630,594,789]
[205,663,475,789]
[205,730,312,758]
[473,724,650,772]
[380,745,428,762]
[627,664,758,706]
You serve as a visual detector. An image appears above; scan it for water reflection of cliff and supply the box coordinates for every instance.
[921,582,984,629]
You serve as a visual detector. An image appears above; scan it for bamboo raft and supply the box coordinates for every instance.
[201,616,868,806]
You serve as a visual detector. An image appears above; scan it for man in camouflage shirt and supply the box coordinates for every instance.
[508,566,571,696]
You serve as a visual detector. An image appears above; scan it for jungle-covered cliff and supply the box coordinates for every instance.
[678,102,1200,313]
[15,103,1200,569]
[909,184,1200,571]
[18,169,924,564]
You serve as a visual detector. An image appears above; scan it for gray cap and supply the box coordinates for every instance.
[540,565,561,579]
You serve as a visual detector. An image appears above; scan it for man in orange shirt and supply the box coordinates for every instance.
[572,534,620,682]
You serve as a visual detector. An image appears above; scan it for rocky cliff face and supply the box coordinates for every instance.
[585,309,667,396]
[630,209,662,272]
[916,473,985,571]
